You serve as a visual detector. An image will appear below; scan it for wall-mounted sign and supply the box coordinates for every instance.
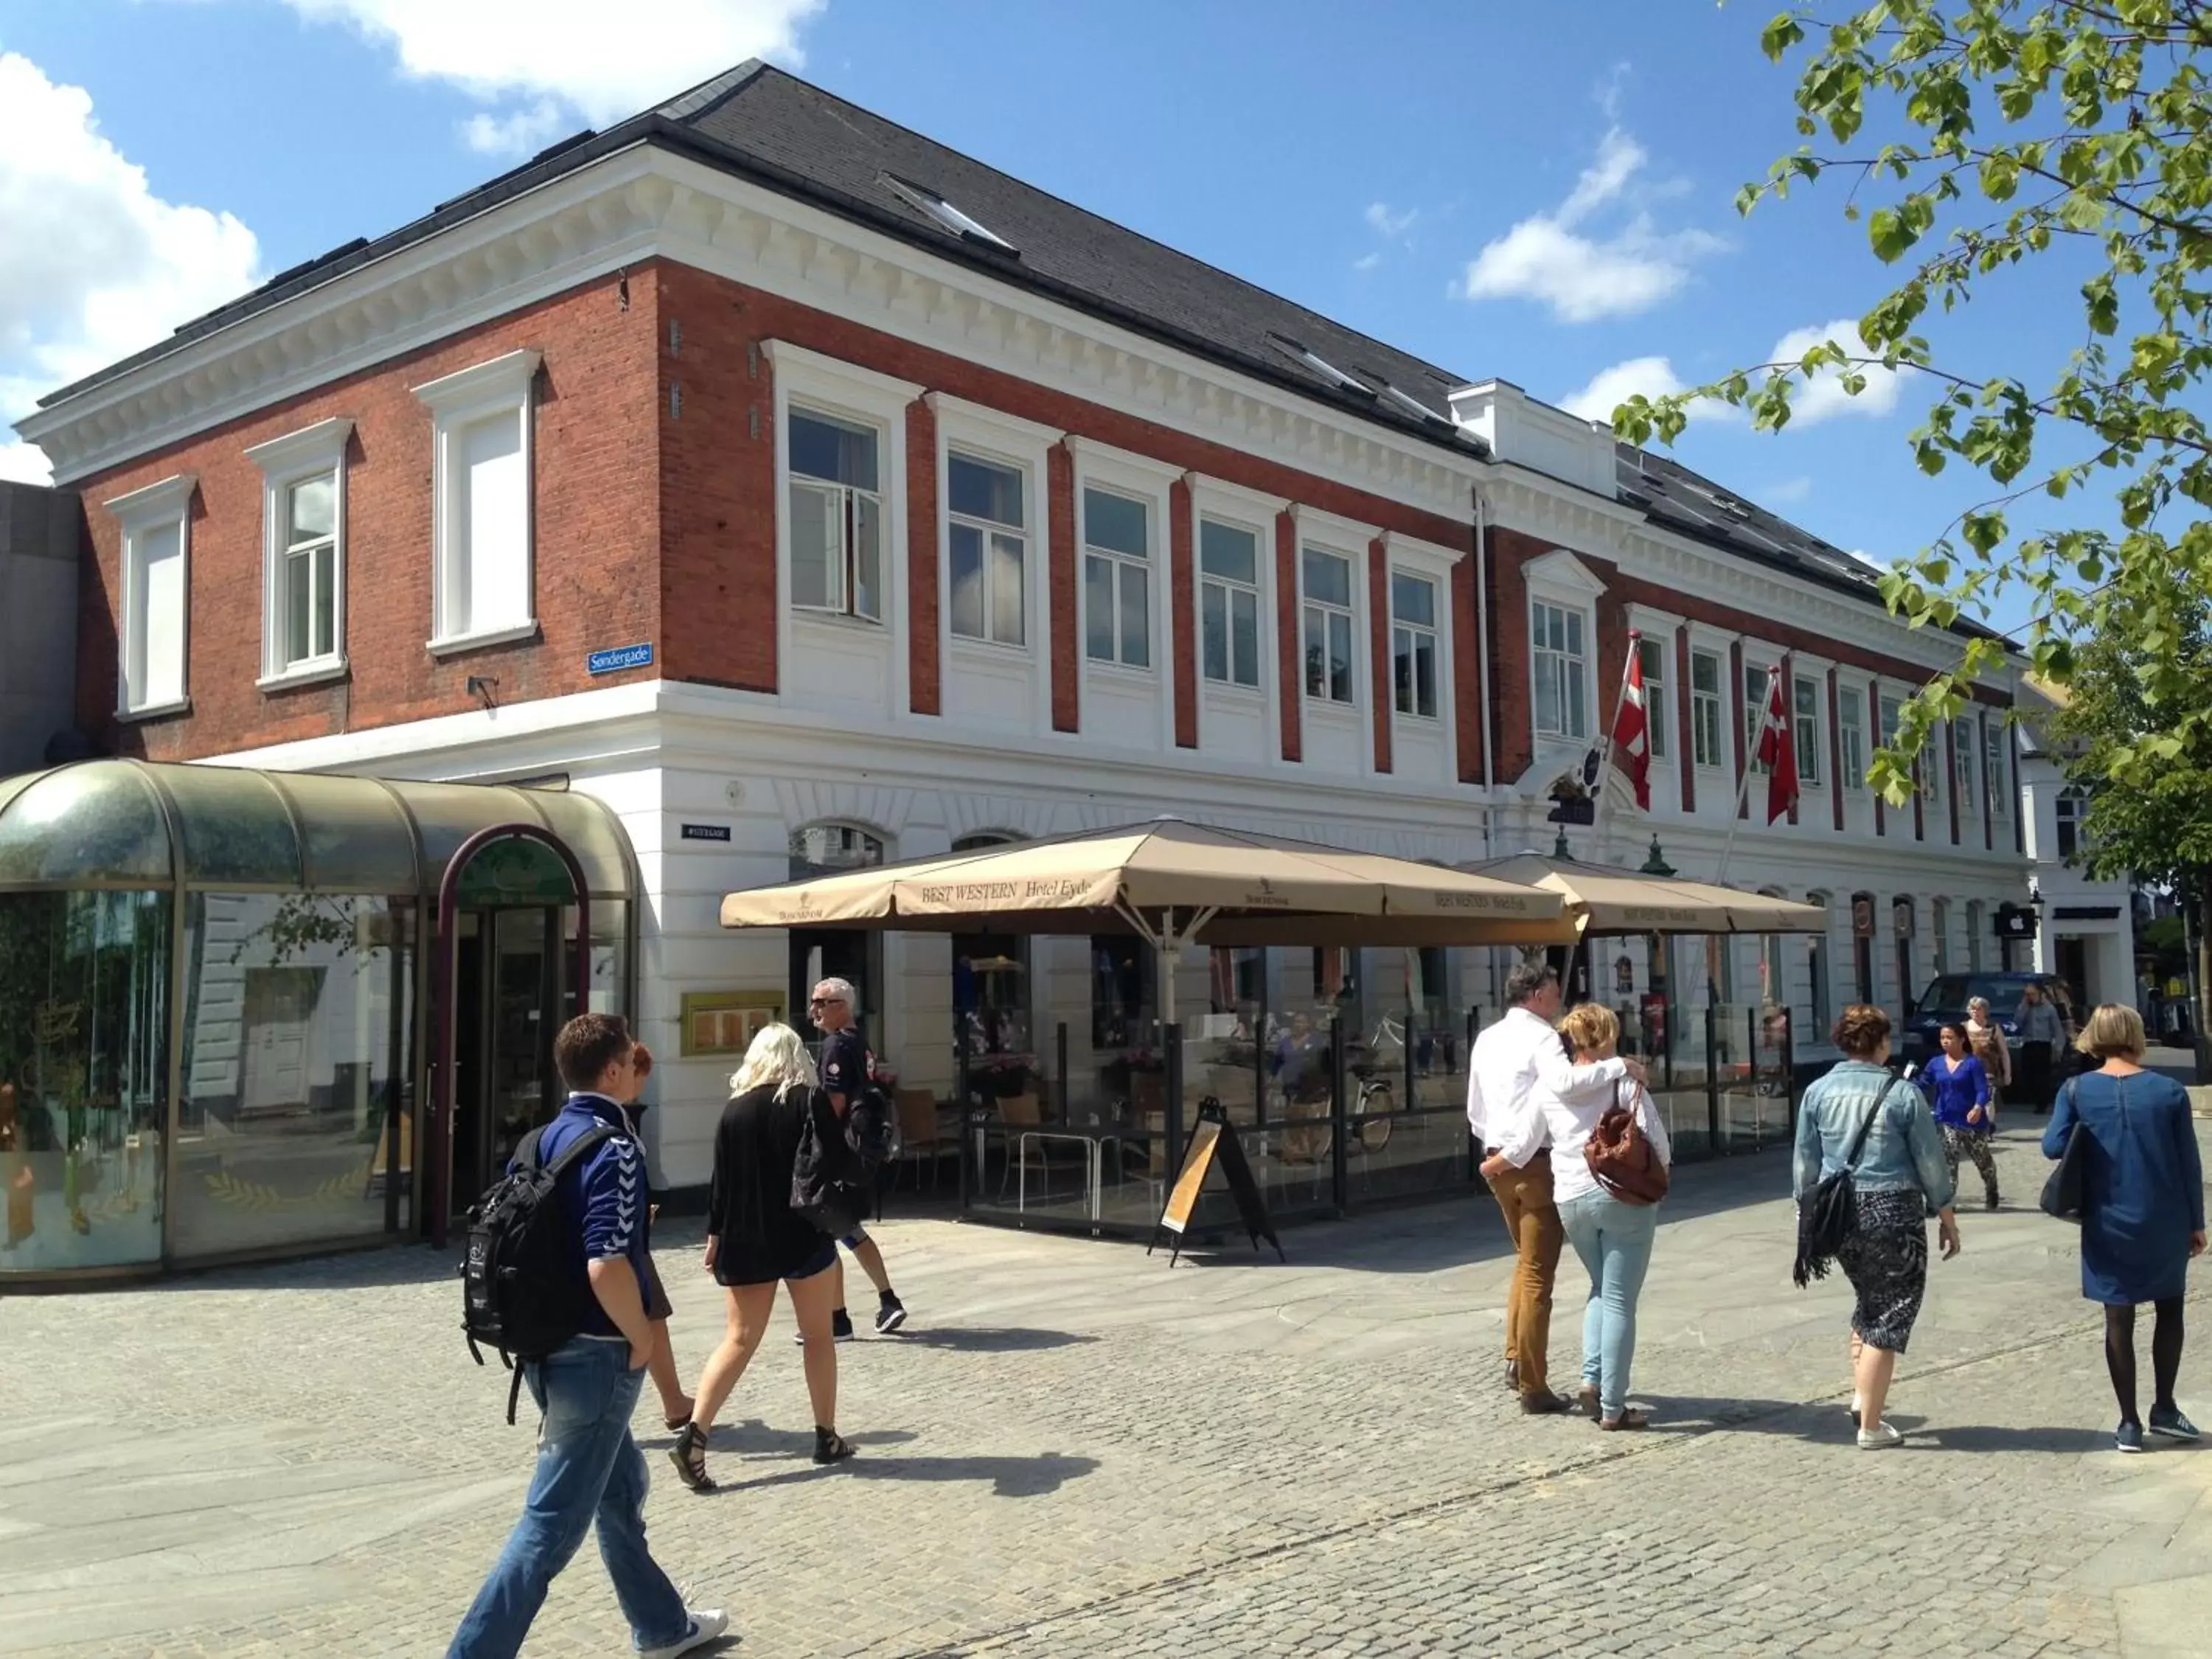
[1994,903,2039,940]
[680,991,784,1057]
[587,642,654,675]
[1852,897,1876,938]
[681,823,732,843]
[1892,897,1916,937]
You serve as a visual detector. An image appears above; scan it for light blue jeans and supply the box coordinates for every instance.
[1558,1189,1659,1419]
[448,1338,690,1658]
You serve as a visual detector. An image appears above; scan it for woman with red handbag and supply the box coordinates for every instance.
[1544,1004,1672,1430]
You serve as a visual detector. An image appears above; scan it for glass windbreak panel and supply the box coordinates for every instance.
[0,889,170,1271]
[270,773,420,894]
[458,838,577,906]
[161,765,302,886]
[172,892,414,1256]
[0,765,173,886]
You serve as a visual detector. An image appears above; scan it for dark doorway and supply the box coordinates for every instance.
[2056,936,2090,1015]
[451,906,564,1210]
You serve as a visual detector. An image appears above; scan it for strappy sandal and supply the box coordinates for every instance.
[1598,1409,1649,1431]
[1574,1383,1600,1416]
[663,1397,695,1433]
[668,1422,717,1492]
[813,1425,858,1465]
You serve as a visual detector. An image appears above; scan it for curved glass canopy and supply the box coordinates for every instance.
[0,760,636,897]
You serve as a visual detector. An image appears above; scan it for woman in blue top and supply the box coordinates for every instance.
[2042,1004,2208,1454]
[1926,1023,2000,1211]
[1793,1004,1961,1450]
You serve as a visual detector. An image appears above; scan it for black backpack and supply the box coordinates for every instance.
[460,1121,616,1423]
[790,1088,866,1237]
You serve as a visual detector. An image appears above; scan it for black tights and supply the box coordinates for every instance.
[2104,1298,2185,1425]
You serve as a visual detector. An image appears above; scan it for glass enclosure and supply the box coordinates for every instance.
[0,761,637,1280]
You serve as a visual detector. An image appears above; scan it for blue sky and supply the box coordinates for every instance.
[0,0,2096,636]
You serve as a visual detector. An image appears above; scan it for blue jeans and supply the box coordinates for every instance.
[448,1338,689,1658]
[1558,1189,1658,1419]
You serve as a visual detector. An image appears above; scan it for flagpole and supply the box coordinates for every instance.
[1714,660,1780,887]
[1589,629,1642,863]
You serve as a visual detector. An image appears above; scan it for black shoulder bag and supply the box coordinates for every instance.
[2040,1077,2090,1222]
[1793,1076,1898,1288]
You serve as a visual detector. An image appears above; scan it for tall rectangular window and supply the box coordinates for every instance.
[106,473,196,714]
[1952,718,1975,813]
[1082,487,1150,669]
[1303,548,1354,703]
[2055,789,2085,860]
[1793,675,1823,787]
[414,349,539,651]
[1744,664,1770,774]
[947,452,1026,647]
[1879,695,1902,754]
[1532,601,1587,738]
[279,473,338,669]
[1985,721,2008,813]
[1839,688,1866,791]
[1391,571,1438,718]
[788,408,883,622]
[1690,650,1722,767]
[1199,519,1261,687]
[1637,637,1668,759]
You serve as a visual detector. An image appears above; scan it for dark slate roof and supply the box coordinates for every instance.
[37,60,2008,648]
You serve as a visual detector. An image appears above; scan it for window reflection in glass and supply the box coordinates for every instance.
[0,889,169,1270]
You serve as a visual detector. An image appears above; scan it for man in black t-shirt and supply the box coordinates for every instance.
[807,978,908,1338]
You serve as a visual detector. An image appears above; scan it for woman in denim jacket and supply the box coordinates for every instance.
[1793,1004,1962,1450]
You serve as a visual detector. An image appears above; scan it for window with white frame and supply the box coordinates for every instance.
[1921,726,1943,805]
[1794,675,1823,786]
[1303,547,1355,704]
[105,473,195,714]
[1952,718,1975,813]
[1200,519,1262,688]
[245,417,351,684]
[788,406,883,622]
[1532,600,1587,738]
[947,451,1026,647]
[1082,487,1150,669]
[2055,787,2087,860]
[1743,663,1770,774]
[1985,720,2008,812]
[413,349,539,651]
[1636,637,1669,759]
[1839,687,1867,791]
[1879,694,1902,754]
[1933,895,1951,973]
[1690,649,1722,768]
[1391,571,1439,718]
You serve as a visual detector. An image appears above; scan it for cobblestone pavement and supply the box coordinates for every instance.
[4,1124,2210,1658]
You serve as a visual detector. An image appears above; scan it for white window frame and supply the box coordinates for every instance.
[1067,436,1176,689]
[104,473,197,719]
[1984,717,2009,815]
[1197,513,1266,690]
[1689,646,1725,771]
[1383,531,1463,751]
[245,417,352,689]
[1622,613,1676,766]
[1188,476,1286,751]
[2055,786,2087,862]
[1524,549,1605,754]
[1792,671,1825,788]
[931,394,1058,675]
[1838,685,1868,793]
[1301,543,1360,708]
[786,403,888,625]
[1388,568,1439,718]
[1951,717,1975,815]
[765,341,919,717]
[1739,644,1782,778]
[413,348,541,655]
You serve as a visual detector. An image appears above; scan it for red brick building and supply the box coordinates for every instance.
[16,62,2025,1208]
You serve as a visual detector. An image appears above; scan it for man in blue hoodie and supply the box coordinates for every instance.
[448,1013,726,1659]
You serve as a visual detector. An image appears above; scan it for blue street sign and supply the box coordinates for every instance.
[587,643,654,675]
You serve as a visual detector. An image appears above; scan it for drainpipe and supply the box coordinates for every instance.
[1472,481,1496,851]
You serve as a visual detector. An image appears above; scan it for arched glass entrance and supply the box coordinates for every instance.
[0,761,638,1282]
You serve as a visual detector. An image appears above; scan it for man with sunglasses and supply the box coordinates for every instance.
[806,978,908,1338]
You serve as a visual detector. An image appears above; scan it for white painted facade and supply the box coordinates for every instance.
[2017,687,2137,1010]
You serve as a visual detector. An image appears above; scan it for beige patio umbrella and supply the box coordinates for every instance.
[722,818,1574,1025]
[1457,852,1828,936]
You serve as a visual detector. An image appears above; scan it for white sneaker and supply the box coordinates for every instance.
[639,1609,728,1658]
[1857,1421,1903,1450]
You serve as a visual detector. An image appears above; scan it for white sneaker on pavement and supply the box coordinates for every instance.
[639,1608,728,1658]
[1856,1421,1903,1451]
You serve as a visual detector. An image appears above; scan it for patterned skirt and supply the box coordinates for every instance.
[1833,1186,1930,1352]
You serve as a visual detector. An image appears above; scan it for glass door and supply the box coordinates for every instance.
[484,908,560,1183]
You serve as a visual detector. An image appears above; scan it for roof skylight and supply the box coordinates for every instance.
[1266,334,1374,397]
[1375,380,1452,429]
[880,173,1018,254]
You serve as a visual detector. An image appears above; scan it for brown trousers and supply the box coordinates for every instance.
[1487,1150,1563,1398]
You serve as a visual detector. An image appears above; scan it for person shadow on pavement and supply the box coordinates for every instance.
[717,1448,1099,1498]
[1635,1395,2118,1455]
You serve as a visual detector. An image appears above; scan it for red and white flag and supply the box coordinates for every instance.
[1755,664,1798,824]
[1609,642,1652,810]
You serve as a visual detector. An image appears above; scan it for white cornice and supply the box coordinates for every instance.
[762,338,922,404]
[1382,529,1467,570]
[1062,433,1183,484]
[1290,502,1381,549]
[243,416,354,476]
[103,472,197,523]
[925,390,1064,451]
[1523,547,1607,599]
[1187,473,1290,524]
[412,347,541,411]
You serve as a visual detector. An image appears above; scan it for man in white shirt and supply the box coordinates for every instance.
[1468,960,1646,1413]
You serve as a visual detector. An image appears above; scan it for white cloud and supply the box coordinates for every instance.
[1352,250,1383,273]
[278,0,827,132]
[1458,126,1724,323]
[1365,201,1417,239]
[462,100,567,156]
[1556,355,1742,426]
[1761,475,1814,504]
[0,53,261,484]
[1766,317,1905,426]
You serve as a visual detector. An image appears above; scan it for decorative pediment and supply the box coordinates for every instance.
[1520,547,1608,599]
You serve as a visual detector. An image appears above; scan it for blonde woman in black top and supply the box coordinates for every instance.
[669,1023,855,1493]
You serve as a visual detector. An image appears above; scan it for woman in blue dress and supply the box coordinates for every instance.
[2042,1004,2208,1453]
[1926,1023,2000,1211]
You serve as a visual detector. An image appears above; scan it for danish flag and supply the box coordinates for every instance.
[1609,641,1652,810]
[1755,664,1798,824]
